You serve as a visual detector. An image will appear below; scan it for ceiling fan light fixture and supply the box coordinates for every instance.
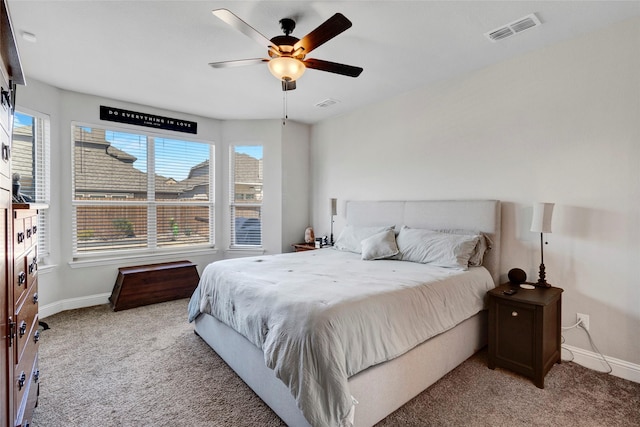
[268,56,306,82]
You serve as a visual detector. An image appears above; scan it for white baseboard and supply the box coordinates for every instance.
[39,293,111,319]
[562,344,640,384]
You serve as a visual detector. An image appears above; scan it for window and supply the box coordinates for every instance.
[229,146,263,247]
[13,111,51,258]
[72,124,213,256]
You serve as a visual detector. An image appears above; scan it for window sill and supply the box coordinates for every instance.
[68,247,218,269]
[224,247,265,257]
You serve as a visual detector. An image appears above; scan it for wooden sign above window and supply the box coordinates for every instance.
[100,106,197,134]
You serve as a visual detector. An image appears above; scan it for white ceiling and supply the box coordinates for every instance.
[7,1,640,124]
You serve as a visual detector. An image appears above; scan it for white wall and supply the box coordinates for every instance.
[310,18,640,368]
[16,79,310,316]
[281,121,311,249]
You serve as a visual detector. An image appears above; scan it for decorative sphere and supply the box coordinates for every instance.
[508,268,527,284]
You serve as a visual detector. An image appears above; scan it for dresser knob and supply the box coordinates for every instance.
[18,271,26,285]
[32,225,37,235]
[17,231,24,244]
[19,321,27,337]
[34,330,40,343]
[33,369,40,383]
[17,371,26,390]
[26,228,32,239]
[511,311,518,317]
[33,293,39,304]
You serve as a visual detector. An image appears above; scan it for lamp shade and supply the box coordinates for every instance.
[530,202,554,233]
[330,198,337,216]
[268,57,306,82]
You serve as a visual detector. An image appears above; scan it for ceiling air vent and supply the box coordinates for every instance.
[315,98,340,108]
[484,13,541,42]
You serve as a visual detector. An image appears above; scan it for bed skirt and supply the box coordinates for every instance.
[194,310,488,427]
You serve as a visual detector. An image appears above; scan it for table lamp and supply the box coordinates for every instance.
[531,202,554,287]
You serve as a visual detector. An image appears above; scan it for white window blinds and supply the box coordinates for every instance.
[229,146,263,247]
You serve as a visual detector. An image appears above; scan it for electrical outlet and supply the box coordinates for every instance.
[577,313,590,331]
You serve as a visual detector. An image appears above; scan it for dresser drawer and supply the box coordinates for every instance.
[15,283,40,365]
[13,209,26,257]
[21,357,40,427]
[26,246,38,287]
[14,354,39,426]
[24,215,33,249]
[14,254,28,306]
[14,209,38,258]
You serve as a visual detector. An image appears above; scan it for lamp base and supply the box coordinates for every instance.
[536,263,551,288]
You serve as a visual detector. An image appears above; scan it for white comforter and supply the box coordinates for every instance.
[188,248,494,427]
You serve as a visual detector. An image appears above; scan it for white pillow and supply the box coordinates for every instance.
[396,226,480,270]
[334,224,394,254]
[437,229,493,266]
[361,229,399,260]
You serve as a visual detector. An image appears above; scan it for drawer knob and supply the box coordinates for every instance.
[32,225,37,235]
[33,292,39,304]
[33,369,40,383]
[17,231,24,244]
[18,271,26,285]
[26,228,32,238]
[1,142,9,161]
[511,311,518,317]
[17,371,26,390]
[34,330,40,343]
[19,320,27,337]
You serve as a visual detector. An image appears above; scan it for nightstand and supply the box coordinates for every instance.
[487,283,563,388]
[291,243,317,252]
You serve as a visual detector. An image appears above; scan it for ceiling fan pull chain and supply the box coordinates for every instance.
[282,87,288,126]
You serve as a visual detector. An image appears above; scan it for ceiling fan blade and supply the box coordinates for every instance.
[304,58,363,77]
[209,58,269,68]
[212,9,274,50]
[282,80,297,91]
[293,13,352,55]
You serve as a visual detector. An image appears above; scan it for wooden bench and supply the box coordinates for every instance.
[109,260,200,311]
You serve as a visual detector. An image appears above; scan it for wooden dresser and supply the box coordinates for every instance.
[1,1,28,425]
[11,205,41,426]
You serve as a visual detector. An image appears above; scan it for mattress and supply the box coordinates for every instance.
[188,248,494,427]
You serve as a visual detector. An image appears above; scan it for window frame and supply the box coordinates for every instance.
[71,121,215,259]
[13,108,51,261]
[229,145,263,249]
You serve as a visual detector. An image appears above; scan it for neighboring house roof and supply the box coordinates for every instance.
[74,129,195,197]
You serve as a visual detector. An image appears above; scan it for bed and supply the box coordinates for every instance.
[189,200,501,427]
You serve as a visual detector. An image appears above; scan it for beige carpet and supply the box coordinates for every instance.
[31,299,640,427]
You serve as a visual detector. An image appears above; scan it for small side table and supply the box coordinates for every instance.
[291,243,317,252]
[487,283,563,388]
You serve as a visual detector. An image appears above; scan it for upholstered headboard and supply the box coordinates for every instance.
[345,200,501,285]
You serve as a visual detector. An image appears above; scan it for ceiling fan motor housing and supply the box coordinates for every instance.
[269,35,302,58]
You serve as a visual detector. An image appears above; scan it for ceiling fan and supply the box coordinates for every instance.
[209,9,363,91]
